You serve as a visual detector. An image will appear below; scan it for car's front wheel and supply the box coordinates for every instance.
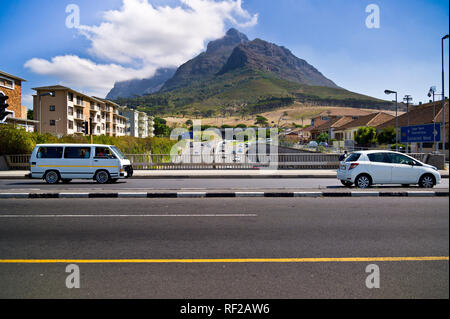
[95,170,110,184]
[355,174,372,189]
[419,174,435,188]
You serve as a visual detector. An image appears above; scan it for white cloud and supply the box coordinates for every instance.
[25,55,155,97]
[25,0,257,97]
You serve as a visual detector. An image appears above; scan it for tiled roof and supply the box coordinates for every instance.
[336,112,394,130]
[377,101,449,129]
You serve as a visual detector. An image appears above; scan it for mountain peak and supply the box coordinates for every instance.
[226,28,249,41]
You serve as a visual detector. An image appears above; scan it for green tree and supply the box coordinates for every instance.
[316,133,329,143]
[377,127,396,145]
[355,127,377,146]
[153,117,170,137]
[255,115,269,127]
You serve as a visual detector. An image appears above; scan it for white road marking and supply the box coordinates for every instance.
[0,214,257,218]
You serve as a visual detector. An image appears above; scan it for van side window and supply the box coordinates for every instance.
[37,147,63,159]
[95,147,116,159]
[64,147,91,159]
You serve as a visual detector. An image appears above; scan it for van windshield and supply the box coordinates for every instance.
[110,146,127,160]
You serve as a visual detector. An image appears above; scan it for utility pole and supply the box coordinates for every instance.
[403,95,413,152]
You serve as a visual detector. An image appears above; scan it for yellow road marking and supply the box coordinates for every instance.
[0,257,447,264]
[38,165,118,168]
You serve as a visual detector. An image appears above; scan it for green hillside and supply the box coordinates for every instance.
[115,67,392,117]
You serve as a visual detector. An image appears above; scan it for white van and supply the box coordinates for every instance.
[29,144,133,184]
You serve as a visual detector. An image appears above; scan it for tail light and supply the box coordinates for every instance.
[349,163,359,170]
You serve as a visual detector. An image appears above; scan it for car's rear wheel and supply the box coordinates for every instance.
[95,170,110,184]
[44,170,60,184]
[341,180,353,187]
[355,174,372,189]
[419,174,435,188]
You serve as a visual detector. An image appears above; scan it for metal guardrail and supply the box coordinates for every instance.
[2,152,435,170]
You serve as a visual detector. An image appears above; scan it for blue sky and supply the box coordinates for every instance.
[0,0,448,109]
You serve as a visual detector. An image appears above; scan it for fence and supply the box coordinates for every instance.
[3,152,441,170]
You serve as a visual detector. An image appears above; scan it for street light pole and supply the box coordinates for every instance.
[441,34,449,163]
[403,95,412,152]
[385,90,398,151]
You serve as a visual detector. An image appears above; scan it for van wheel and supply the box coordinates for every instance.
[44,171,60,184]
[95,170,110,184]
[355,174,372,189]
[419,174,435,188]
[61,179,72,184]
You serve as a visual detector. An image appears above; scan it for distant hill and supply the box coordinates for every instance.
[106,68,176,100]
[111,28,393,116]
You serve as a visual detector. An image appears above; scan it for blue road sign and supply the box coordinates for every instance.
[400,123,441,143]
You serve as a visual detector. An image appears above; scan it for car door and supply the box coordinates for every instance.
[387,153,420,184]
[63,146,94,179]
[93,146,120,179]
[367,152,392,184]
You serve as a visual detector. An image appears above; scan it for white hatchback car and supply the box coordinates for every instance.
[337,150,441,188]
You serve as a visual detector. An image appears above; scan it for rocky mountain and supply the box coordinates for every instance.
[111,28,392,115]
[106,68,176,100]
[218,38,338,88]
[160,28,249,92]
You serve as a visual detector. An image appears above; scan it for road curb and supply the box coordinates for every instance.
[0,191,447,199]
[1,174,448,180]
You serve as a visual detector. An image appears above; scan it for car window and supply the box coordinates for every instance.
[64,147,91,159]
[37,147,63,159]
[367,153,391,163]
[388,153,413,165]
[345,153,361,162]
[95,147,116,159]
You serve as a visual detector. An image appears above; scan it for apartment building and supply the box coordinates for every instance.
[0,70,37,131]
[120,107,154,138]
[93,97,127,137]
[32,85,127,137]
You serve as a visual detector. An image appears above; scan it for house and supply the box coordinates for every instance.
[333,112,395,142]
[0,70,38,131]
[377,100,449,153]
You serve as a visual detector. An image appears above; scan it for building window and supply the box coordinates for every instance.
[0,76,14,90]
[76,96,83,105]
[68,107,73,116]
[68,92,73,102]
[49,105,55,111]
[68,121,73,129]
[49,120,56,126]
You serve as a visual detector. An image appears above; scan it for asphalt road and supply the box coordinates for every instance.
[0,198,448,298]
[0,178,448,191]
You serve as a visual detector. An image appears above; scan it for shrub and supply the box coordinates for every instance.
[0,125,176,155]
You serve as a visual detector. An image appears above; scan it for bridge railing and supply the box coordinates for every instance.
[3,152,438,170]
